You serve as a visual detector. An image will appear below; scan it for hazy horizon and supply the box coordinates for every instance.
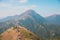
[0,0,60,19]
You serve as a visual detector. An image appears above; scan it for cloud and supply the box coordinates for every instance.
[0,6,27,18]
[0,3,12,7]
[0,3,7,7]
[31,5,37,8]
[19,0,28,3]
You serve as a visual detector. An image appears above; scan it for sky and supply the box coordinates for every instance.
[0,0,60,19]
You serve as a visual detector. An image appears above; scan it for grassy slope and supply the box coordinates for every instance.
[0,26,39,40]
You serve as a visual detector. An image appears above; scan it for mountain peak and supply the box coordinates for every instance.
[52,14,60,17]
[26,9,35,12]
[47,14,60,18]
[24,9,36,14]
[46,14,60,25]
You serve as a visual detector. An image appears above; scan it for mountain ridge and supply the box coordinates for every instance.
[0,26,39,40]
[46,14,60,25]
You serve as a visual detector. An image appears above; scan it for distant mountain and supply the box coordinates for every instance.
[0,9,60,38]
[0,16,13,22]
[46,14,60,25]
[0,26,40,40]
[0,9,48,37]
[17,9,48,37]
[0,15,19,22]
[20,9,46,22]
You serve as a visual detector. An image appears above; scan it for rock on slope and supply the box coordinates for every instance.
[0,26,39,40]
